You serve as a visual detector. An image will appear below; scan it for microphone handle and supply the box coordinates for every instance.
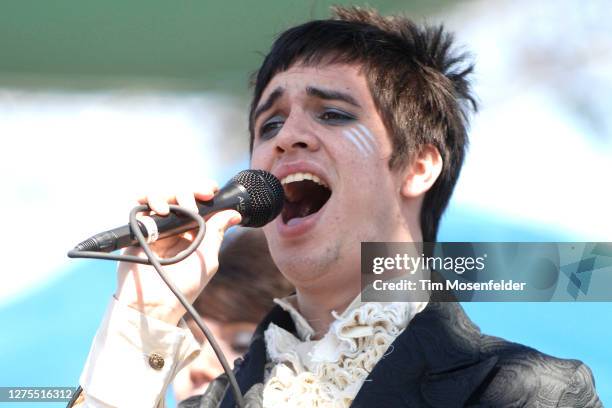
[76,183,248,253]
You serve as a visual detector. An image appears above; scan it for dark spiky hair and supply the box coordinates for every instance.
[249,6,477,242]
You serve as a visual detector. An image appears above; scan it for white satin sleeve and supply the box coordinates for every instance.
[75,297,201,408]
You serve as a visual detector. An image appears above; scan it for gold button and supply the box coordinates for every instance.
[148,353,165,370]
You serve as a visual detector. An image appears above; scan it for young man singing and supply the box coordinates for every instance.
[75,7,601,407]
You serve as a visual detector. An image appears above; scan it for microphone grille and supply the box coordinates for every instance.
[231,170,284,227]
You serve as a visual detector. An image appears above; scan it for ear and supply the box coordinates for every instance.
[400,144,443,198]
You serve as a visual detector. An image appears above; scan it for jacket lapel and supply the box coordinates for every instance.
[219,305,296,408]
[351,302,497,407]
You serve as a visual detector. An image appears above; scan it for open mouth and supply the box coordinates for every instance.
[281,172,332,225]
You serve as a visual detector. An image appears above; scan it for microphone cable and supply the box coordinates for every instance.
[66,204,245,408]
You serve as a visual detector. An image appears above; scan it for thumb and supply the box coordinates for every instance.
[199,209,242,270]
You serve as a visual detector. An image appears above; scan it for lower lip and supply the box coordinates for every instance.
[276,201,329,238]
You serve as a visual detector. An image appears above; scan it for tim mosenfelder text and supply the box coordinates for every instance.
[371,279,527,292]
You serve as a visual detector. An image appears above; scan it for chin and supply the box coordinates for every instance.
[275,240,348,288]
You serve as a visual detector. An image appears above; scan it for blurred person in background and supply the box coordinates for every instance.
[173,227,293,406]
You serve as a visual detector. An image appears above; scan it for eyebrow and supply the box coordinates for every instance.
[306,86,361,108]
[253,87,284,124]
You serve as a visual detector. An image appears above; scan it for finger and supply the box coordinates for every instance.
[194,180,219,202]
[175,191,199,214]
[199,209,242,269]
[145,194,171,216]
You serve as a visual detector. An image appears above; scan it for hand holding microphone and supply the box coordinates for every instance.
[72,170,284,324]
[115,188,240,325]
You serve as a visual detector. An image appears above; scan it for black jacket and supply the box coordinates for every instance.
[181,301,602,407]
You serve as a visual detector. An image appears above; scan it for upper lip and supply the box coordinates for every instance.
[272,161,331,189]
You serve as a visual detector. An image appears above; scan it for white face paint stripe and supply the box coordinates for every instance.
[350,128,374,154]
[342,129,368,156]
[357,124,377,147]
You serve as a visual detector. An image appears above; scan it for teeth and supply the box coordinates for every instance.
[281,172,328,188]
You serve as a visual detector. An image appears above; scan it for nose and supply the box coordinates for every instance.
[274,110,320,154]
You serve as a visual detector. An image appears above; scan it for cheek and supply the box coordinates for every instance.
[250,142,275,170]
[339,124,379,159]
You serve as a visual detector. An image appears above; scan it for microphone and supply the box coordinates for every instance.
[73,170,284,253]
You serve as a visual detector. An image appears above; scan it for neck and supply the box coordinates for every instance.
[290,208,423,339]
[294,278,361,339]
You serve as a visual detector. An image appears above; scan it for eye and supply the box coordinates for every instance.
[318,108,356,125]
[230,330,253,355]
[259,115,284,140]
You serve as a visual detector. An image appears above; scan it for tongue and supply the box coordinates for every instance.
[287,218,303,227]
[286,204,314,226]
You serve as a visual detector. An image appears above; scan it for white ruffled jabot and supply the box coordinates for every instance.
[260,295,427,407]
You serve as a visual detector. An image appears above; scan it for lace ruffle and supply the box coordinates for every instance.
[261,298,427,407]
